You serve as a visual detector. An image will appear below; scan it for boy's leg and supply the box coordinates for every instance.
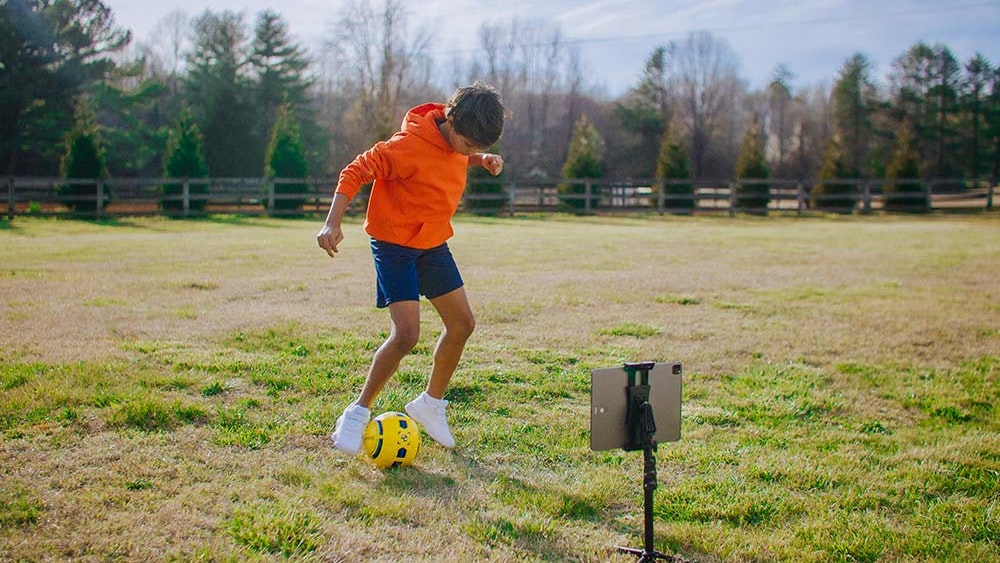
[358,300,421,407]
[405,287,474,449]
[332,300,419,453]
[426,286,476,398]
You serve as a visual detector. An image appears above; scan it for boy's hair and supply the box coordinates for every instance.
[444,82,505,149]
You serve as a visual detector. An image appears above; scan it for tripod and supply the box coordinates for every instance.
[617,362,673,562]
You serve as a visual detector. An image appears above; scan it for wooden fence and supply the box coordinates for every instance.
[3,176,996,219]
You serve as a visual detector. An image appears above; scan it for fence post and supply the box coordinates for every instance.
[96,179,104,220]
[924,180,932,212]
[862,180,872,214]
[508,182,515,217]
[267,177,275,216]
[796,181,805,215]
[182,178,190,217]
[6,177,13,220]
[657,179,665,215]
[585,180,592,214]
[728,180,737,217]
[989,177,995,210]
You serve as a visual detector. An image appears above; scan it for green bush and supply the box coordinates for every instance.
[558,116,604,212]
[162,108,209,213]
[656,122,695,213]
[58,100,109,213]
[812,138,858,213]
[883,125,927,213]
[733,118,770,214]
[265,105,308,213]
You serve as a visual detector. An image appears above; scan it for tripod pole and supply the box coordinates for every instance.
[642,442,657,558]
[618,362,671,561]
[618,420,670,561]
[620,404,669,561]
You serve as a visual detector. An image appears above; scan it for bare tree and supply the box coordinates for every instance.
[561,49,586,164]
[312,48,357,174]
[667,31,746,178]
[790,83,832,181]
[768,64,795,176]
[325,0,434,145]
[473,17,574,177]
[478,20,520,96]
[154,10,190,86]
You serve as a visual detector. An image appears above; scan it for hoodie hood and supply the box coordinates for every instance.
[398,103,452,152]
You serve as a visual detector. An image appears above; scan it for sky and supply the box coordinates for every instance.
[103,0,1000,96]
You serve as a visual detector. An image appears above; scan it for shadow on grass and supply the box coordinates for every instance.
[377,464,459,494]
[457,213,555,224]
[170,214,291,228]
[83,217,161,229]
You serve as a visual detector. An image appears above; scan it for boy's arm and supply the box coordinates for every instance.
[469,153,504,176]
[337,143,391,199]
[316,142,394,259]
[316,193,351,258]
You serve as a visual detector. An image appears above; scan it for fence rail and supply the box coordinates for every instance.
[4,176,996,219]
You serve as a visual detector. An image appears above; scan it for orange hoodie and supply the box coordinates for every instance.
[335,103,469,249]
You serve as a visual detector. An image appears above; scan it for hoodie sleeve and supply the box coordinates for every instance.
[335,141,396,200]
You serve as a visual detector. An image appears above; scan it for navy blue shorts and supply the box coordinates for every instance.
[370,239,464,308]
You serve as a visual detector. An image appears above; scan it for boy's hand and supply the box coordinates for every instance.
[481,154,504,176]
[316,223,344,258]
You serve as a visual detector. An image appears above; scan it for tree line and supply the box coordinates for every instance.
[3,0,999,211]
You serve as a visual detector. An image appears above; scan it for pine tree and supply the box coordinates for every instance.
[961,53,994,179]
[92,65,170,177]
[655,121,694,213]
[831,53,877,178]
[466,141,507,215]
[812,136,857,213]
[58,98,109,213]
[251,10,313,173]
[733,116,770,213]
[615,46,670,177]
[162,107,209,212]
[890,42,962,179]
[884,124,926,212]
[264,103,308,212]
[185,10,256,177]
[1,0,130,175]
[990,64,1000,183]
[558,116,604,212]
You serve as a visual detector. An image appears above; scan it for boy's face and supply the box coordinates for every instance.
[441,119,482,155]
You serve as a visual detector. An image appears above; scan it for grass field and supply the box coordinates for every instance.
[1,213,998,562]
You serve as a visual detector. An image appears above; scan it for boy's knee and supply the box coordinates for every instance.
[451,313,475,339]
[390,326,420,352]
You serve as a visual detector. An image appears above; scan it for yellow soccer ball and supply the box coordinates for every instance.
[362,412,421,469]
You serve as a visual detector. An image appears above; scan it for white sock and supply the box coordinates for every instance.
[348,402,370,415]
[421,392,446,405]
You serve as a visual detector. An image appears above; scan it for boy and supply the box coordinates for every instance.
[316,82,505,453]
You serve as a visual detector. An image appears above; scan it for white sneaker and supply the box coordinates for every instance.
[405,392,455,448]
[331,403,370,454]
